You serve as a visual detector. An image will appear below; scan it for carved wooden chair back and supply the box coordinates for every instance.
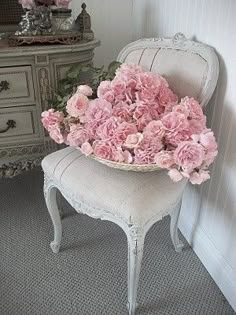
[117,33,219,108]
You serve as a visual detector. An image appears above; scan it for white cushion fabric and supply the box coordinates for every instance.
[42,147,187,226]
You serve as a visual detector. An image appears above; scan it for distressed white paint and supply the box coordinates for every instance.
[71,0,236,310]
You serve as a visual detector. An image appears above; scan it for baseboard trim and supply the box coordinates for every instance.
[179,216,236,312]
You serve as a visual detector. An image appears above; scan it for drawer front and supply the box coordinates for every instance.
[0,66,35,106]
[0,106,39,142]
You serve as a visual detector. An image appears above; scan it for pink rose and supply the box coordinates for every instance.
[19,0,35,9]
[55,0,71,8]
[96,117,119,140]
[172,104,190,116]
[165,129,191,147]
[77,85,93,97]
[93,141,115,160]
[49,125,65,144]
[102,91,115,104]
[85,98,112,122]
[158,85,178,107]
[41,109,64,131]
[134,135,163,164]
[67,126,89,147]
[174,141,205,172]
[136,72,161,102]
[133,103,153,130]
[123,150,133,164]
[113,148,125,163]
[180,97,204,120]
[113,122,137,146]
[111,79,126,97]
[97,80,112,98]
[168,169,183,182]
[189,116,206,134]
[143,120,165,138]
[124,133,143,149]
[113,102,133,122]
[189,170,210,185]
[199,129,218,151]
[154,151,174,169]
[161,112,189,133]
[81,142,93,156]
[66,93,89,117]
[115,63,143,79]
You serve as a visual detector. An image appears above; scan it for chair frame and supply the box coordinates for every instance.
[43,33,219,315]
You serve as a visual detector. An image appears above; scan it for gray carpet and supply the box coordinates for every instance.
[0,169,235,315]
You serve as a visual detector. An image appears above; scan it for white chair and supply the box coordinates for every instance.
[42,33,219,315]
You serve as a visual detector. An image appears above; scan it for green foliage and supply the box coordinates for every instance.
[51,61,121,112]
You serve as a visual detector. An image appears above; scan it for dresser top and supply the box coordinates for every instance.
[0,39,100,57]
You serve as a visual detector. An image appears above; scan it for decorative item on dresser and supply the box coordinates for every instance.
[0,39,100,178]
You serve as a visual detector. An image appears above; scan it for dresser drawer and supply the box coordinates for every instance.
[0,106,39,142]
[0,66,35,106]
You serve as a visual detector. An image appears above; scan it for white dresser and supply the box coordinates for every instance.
[0,39,100,177]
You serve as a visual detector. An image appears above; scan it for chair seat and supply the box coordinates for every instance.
[42,147,187,225]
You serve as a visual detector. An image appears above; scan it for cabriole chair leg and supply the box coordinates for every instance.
[127,229,145,315]
[170,201,184,252]
[44,184,62,254]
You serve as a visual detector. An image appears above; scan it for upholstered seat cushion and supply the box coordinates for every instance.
[42,147,187,226]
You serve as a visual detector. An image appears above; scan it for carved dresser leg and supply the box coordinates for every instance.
[44,177,62,254]
[170,201,184,252]
[127,227,145,315]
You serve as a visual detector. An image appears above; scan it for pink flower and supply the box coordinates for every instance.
[161,112,189,133]
[113,148,125,163]
[174,141,205,172]
[93,141,115,160]
[49,125,65,144]
[199,129,218,151]
[134,135,163,164]
[85,98,112,122]
[67,126,89,147]
[124,133,143,149]
[19,0,35,9]
[172,104,190,116]
[113,102,133,122]
[66,93,89,117]
[97,81,112,98]
[165,129,191,147]
[168,169,183,182]
[158,85,178,107]
[136,72,161,102]
[189,170,210,185]
[143,120,165,138]
[77,85,93,97]
[123,150,133,164]
[41,109,64,131]
[96,117,119,140]
[154,151,174,169]
[55,0,71,8]
[113,122,137,146]
[111,79,126,97]
[133,103,153,130]
[192,129,218,166]
[115,63,143,79]
[81,142,93,156]
[180,97,204,120]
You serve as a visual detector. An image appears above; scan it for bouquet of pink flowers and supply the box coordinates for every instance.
[19,0,71,10]
[41,64,218,184]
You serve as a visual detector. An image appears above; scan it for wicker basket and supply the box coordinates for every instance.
[77,148,161,172]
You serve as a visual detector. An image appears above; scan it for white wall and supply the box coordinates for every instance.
[72,0,236,310]
[71,0,134,66]
[133,0,236,310]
